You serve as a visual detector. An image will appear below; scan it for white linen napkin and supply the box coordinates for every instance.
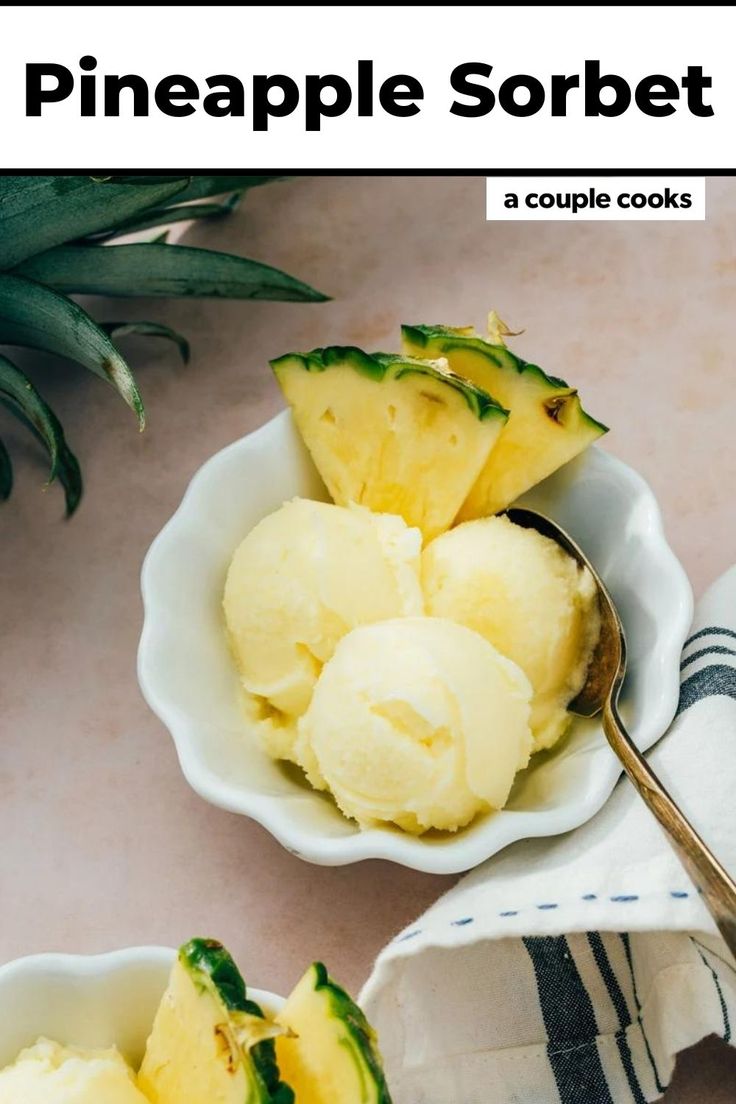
[361,566,736,1104]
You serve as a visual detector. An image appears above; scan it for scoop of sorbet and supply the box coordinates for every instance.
[296,617,533,833]
[0,1039,148,1104]
[223,498,423,760]
[422,514,600,750]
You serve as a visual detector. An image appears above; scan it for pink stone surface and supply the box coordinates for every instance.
[1,175,735,1098]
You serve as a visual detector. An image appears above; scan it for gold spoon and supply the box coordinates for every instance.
[507,506,736,957]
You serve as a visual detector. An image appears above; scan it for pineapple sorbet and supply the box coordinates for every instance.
[422,515,600,751]
[0,1039,148,1104]
[223,498,423,760]
[296,618,533,833]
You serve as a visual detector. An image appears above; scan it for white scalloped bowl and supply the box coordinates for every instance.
[0,947,282,1070]
[138,410,692,874]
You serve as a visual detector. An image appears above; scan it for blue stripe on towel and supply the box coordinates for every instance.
[691,938,731,1043]
[677,664,736,715]
[587,933,645,1104]
[681,645,736,671]
[523,935,613,1104]
[620,934,665,1094]
[684,626,736,648]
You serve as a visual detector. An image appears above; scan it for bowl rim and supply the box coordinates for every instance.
[0,945,175,983]
[0,945,281,1015]
[138,411,694,874]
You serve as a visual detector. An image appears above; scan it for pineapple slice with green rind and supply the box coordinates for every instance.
[275,962,392,1104]
[271,345,508,541]
[401,323,607,520]
[138,939,293,1104]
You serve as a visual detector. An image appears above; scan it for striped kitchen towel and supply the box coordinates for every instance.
[361,566,736,1103]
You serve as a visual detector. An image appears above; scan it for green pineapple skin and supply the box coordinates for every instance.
[311,964,393,1104]
[271,346,509,423]
[180,940,294,1104]
[401,324,608,435]
[278,962,393,1104]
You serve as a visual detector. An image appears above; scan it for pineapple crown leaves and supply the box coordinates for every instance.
[0,175,328,516]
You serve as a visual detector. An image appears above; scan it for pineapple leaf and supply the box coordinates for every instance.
[161,176,285,202]
[0,352,61,480]
[0,436,11,500]
[108,175,283,200]
[0,352,82,513]
[88,197,242,242]
[101,321,190,364]
[0,274,145,427]
[0,176,189,270]
[108,176,190,186]
[14,244,330,302]
[46,423,83,514]
[8,403,83,515]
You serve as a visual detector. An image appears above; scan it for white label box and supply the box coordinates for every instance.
[486,177,706,220]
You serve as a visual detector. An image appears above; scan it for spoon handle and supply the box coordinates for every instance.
[603,698,736,958]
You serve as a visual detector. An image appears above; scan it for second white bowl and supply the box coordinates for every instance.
[0,947,281,1070]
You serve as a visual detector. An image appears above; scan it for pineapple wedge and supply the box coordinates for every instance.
[402,319,607,519]
[272,346,508,541]
[275,963,392,1104]
[138,939,292,1104]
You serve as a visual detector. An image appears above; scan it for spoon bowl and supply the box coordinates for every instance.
[506,507,624,718]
